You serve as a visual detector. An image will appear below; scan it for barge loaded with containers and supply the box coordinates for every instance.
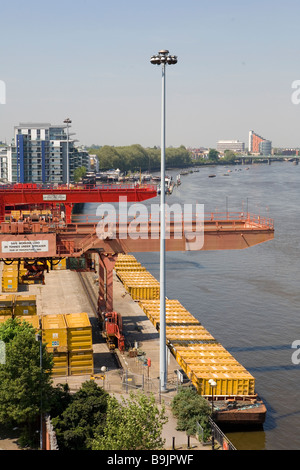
[115,254,267,426]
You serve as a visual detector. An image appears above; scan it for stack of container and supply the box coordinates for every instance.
[117,271,160,300]
[42,314,68,376]
[115,254,161,300]
[2,264,18,292]
[64,312,93,376]
[115,254,146,273]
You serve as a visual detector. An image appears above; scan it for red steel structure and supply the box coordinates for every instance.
[0,183,274,312]
[0,183,157,223]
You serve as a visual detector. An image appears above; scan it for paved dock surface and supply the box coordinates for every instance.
[0,267,210,451]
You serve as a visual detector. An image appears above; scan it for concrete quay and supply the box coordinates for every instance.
[5,267,210,451]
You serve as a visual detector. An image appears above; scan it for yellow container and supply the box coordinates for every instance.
[116,254,138,263]
[129,285,160,300]
[68,349,94,375]
[64,312,92,351]
[2,275,18,292]
[50,351,68,376]
[16,315,40,331]
[2,264,18,273]
[181,359,245,378]
[0,294,14,315]
[165,325,215,342]
[42,314,68,352]
[190,370,256,396]
[52,258,67,270]
[116,266,146,273]
[14,295,37,316]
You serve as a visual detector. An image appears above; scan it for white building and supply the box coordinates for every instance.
[217,140,245,153]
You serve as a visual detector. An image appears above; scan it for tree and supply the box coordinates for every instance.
[223,150,236,162]
[208,148,220,162]
[91,391,167,450]
[73,165,87,182]
[171,387,211,439]
[52,380,109,450]
[0,318,53,446]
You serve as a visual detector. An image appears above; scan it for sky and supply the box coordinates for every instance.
[1,0,300,149]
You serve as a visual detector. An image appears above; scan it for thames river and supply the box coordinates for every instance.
[84,161,300,450]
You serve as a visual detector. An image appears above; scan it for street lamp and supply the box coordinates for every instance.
[150,50,178,392]
[64,118,72,186]
[35,333,43,450]
[208,379,217,450]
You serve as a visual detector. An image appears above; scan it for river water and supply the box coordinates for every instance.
[82,161,300,450]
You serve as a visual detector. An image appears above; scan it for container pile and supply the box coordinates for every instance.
[0,293,37,317]
[42,312,93,377]
[115,254,160,300]
[0,291,93,377]
[117,253,256,398]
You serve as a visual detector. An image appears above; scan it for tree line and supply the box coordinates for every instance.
[88,144,192,172]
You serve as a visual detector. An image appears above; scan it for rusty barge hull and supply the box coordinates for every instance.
[213,399,267,426]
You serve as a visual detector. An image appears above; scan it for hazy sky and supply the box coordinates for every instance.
[1,0,300,149]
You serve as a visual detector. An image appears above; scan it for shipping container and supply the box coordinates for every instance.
[165,325,216,342]
[42,314,68,352]
[16,315,40,331]
[190,370,256,396]
[2,264,18,273]
[68,349,94,375]
[14,295,37,316]
[0,294,14,315]
[64,312,92,351]
[50,351,68,376]
[2,275,18,292]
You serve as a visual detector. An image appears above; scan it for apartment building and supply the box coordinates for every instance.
[11,122,89,184]
[249,130,272,155]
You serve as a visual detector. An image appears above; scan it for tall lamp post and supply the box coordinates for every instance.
[150,50,177,392]
[208,379,217,450]
[64,118,72,186]
[35,333,43,450]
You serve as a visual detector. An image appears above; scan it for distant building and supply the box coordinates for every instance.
[259,140,272,156]
[0,146,10,181]
[10,122,89,184]
[249,130,272,155]
[187,147,208,159]
[217,140,245,153]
